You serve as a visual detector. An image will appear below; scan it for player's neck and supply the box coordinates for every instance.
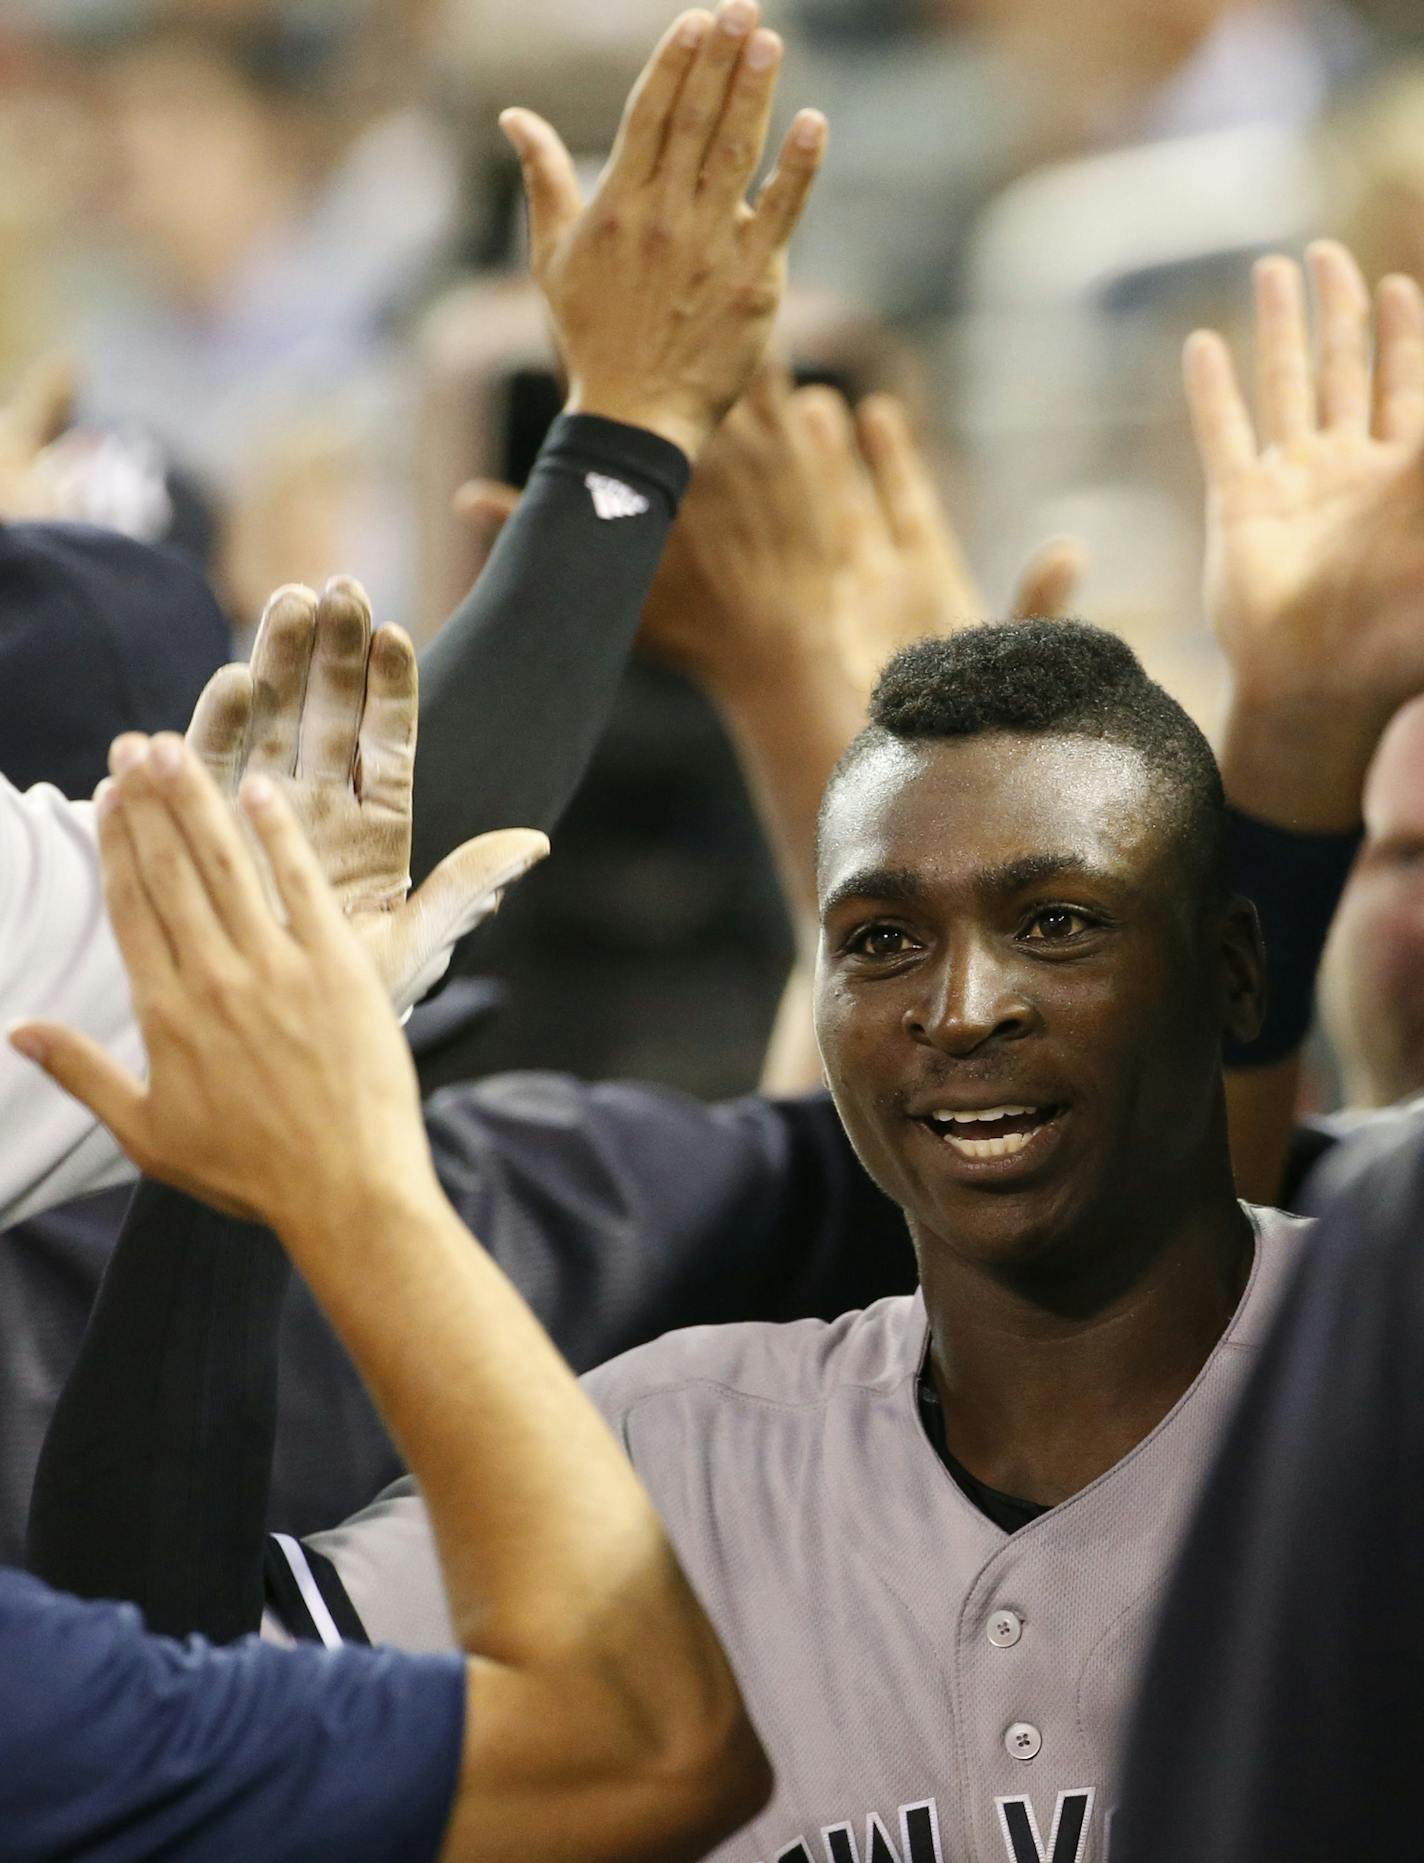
[917,1185,1254,1509]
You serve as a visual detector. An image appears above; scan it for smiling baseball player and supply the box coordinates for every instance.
[262,621,1307,1862]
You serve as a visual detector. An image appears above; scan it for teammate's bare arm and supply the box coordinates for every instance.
[10,729,769,1863]
[1188,240,1424,1200]
[411,0,828,883]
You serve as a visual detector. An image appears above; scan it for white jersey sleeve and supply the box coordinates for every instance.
[0,773,139,1225]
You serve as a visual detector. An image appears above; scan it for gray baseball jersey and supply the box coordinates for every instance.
[278,1204,1306,1863]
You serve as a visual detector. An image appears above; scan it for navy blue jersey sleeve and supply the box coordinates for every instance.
[29,1074,911,1646]
[424,1075,914,1369]
[0,1566,464,1863]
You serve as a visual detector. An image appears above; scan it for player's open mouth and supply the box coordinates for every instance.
[916,1104,1061,1160]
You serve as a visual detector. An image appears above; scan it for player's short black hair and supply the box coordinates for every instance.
[821,620,1231,905]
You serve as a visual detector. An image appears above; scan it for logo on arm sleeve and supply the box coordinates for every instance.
[585,472,651,520]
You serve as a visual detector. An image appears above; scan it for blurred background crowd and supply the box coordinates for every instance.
[4,0,1422,1101]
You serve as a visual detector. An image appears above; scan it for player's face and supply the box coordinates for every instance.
[814,733,1253,1271]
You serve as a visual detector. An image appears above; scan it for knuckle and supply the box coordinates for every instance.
[713,136,754,176]
[676,102,714,141]
[641,215,679,253]
[205,844,240,888]
[143,845,188,896]
[143,992,186,1045]
[194,964,248,1019]
[732,278,778,320]
[277,860,317,909]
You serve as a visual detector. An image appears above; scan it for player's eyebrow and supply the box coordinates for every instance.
[820,866,925,920]
[820,853,1125,922]
[976,852,1116,898]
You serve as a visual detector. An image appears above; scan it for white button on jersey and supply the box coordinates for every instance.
[987,1609,1023,1648]
[1005,1722,1042,1761]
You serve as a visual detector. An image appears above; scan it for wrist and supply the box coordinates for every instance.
[563,389,712,462]
[716,662,869,772]
[1222,805,1362,1068]
[273,1161,449,1266]
[1219,694,1376,832]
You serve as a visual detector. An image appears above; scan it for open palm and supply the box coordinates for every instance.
[185,579,545,1014]
[1191,241,1424,728]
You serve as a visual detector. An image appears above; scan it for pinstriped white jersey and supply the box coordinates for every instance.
[285,1204,1307,1863]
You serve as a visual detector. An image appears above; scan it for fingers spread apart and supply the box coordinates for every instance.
[1308,239,1371,434]
[1188,242,1424,475]
[1373,272,1424,445]
[1183,328,1257,481]
[1252,255,1315,448]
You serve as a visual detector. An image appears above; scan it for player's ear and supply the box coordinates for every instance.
[1219,895,1266,1046]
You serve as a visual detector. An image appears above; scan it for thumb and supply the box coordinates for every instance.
[9,1023,146,1148]
[453,479,522,539]
[387,829,550,1015]
[1011,538,1087,620]
[500,109,583,266]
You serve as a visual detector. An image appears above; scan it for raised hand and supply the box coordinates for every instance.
[796,388,1083,700]
[185,578,547,1014]
[633,364,842,696]
[457,376,1081,711]
[1188,239,1424,826]
[499,1,827,460]
[9,737,438,1227]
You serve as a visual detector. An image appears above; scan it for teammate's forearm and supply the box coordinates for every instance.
[276,1171,711,1676]
[1219,695,1376,835]
[412,416,690,883]
[717,672,861,1095]
[717,670,865,938]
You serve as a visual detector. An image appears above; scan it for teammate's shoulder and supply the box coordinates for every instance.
[582,1292,924,1423]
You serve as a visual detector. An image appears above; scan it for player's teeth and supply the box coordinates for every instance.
[930,1105,1037,1126]
[944,1130,1034,1159]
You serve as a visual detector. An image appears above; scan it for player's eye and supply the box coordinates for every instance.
[844,923,919,960]
[1021,906,1095,943]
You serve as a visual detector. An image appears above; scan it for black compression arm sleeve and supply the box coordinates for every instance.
[27,1181,287,1643]
[411,413,690,881]
[28,416,688,1643]
[1221,806,1362,1068]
